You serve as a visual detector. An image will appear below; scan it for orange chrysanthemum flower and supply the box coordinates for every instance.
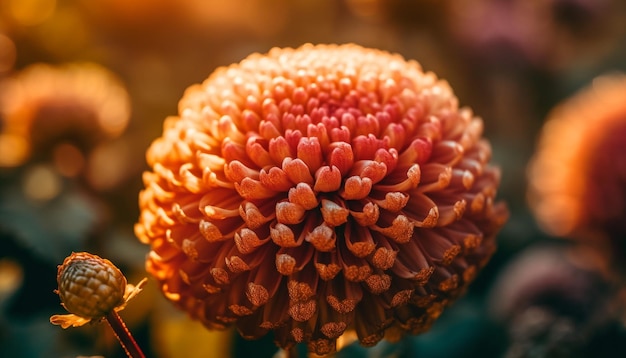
[135,44,508,355]
[0,62,131,168]
[528,73,626,267]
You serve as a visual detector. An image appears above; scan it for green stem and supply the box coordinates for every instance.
[105,310,146,358]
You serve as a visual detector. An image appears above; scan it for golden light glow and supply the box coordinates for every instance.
[22,164,62,201]
[0,133,29,167]
[0,259,23,298]
[4,0,56,27]
[86,139,131,191]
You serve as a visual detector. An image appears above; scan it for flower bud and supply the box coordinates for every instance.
[56,252,127,319]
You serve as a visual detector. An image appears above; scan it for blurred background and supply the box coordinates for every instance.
[1,0,626,357]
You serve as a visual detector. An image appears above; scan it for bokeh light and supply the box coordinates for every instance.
[22,164,62,202]
[3,0,56,27]
[0,259,23,299]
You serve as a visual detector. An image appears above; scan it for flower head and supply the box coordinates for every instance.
[135,43,507,355]
[489,245,611,323]
[51,252,146,329]
[0,62,131,168]
[528,73,626,262]
[488,245,614,358]
[446,0,618,70]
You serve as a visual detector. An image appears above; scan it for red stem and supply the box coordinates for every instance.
[105,310,146,358]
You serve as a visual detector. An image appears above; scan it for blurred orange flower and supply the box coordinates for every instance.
[135,43,508,355]
[528,73,626,266]
[0,62,131,169]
